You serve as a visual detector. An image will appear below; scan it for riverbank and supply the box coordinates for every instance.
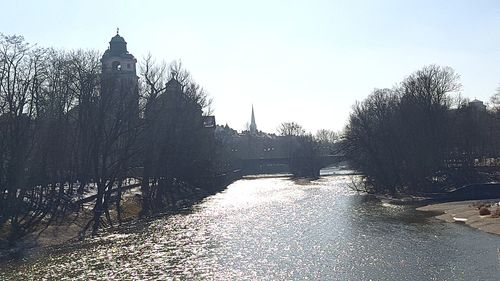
[417,199,500,236]
[0,172,242,261]
[0,187,143,261]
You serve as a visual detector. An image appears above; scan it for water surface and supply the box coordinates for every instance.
[1,175,499,280]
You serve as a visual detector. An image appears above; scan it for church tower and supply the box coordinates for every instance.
[100,29,139,116]
[101,29,137,76]
[249,105,257,135]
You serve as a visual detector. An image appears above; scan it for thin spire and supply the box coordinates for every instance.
[117,27,119,35]
[250,105,257,134]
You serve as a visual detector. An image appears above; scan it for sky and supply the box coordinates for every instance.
[2,0,500,133]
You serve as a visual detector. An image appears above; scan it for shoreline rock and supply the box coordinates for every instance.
[417,199,500,236]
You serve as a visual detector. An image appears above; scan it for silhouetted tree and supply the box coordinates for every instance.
[0,34,223,243]
[343,65,467,194]
[277,121,305,137]
[315,129,340,155]
[289,134,321,178]
[139,58,215,215]
[315,129,338,144]
[490,88,500,113]
[343,89,403,193]
[277,122,320,178]
[0,34,50,241]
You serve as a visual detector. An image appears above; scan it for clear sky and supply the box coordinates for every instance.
[2,0,500,133]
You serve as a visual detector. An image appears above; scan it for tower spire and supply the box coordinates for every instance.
[250,105,257,135]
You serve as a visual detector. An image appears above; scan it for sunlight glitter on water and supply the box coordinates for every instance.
[200,178,320,211]
[1,175,499,280]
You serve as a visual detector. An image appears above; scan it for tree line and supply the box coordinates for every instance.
[343,65,500,195]
[0,34,226,243]
[277,122,339,178]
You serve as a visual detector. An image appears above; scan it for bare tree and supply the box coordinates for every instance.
[277,121,305,137]
[139,56,215,216]
[315,129,338,143]
[168,59,213,115]
[82,62,142,236]
[140,53,167,103]
[343,65,471,194]
[0,34,50,240]
[489,86,500,113]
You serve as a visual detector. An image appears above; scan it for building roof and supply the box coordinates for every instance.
[104,30,129,57]
[165,77,183,93]
[110,34,126,44]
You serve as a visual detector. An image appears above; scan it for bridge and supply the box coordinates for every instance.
[237,154,346,175]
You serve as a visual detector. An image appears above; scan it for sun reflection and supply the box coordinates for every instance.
[1,175,498,280]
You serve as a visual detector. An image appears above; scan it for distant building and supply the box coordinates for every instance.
[101,30,137,75]
[469,99,487,112]
[145,73,202,131]
[165,74,183,94]
[100,29,139,117]
[101,30,217,131]
[214,105,289,160]
[155,73,216,130]
[203,116,216,128]
[249,105,257,135]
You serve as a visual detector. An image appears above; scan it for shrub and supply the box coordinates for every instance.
[479,207,491,216]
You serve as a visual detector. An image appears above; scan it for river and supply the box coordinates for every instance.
[1,172,499,280]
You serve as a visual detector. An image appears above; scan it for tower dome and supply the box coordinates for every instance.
[108,33,127,55]
[101,29,136,74]
[110,33,126,43]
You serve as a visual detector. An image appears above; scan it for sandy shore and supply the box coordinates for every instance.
[417,199,500,236]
